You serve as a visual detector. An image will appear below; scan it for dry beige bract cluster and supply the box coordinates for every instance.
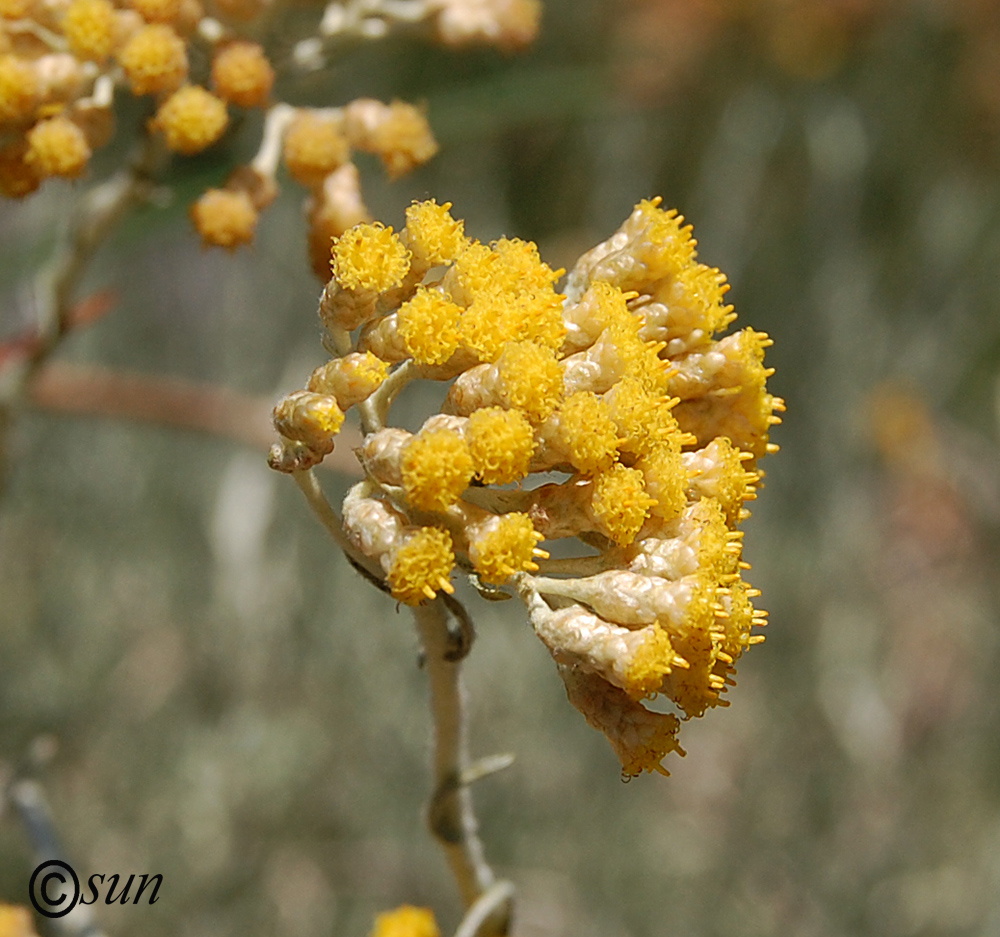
[270,197,783,777]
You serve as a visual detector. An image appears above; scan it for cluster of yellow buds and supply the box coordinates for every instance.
[1,0,536,268]
[271,197,783,778]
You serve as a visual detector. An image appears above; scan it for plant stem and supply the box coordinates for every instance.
[412,600,497,910]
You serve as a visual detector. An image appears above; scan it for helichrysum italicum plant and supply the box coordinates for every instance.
[271,196,783,780]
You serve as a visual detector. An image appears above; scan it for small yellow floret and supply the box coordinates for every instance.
[272,391,344,448]
[397,287,462,365]
[129,0,182,21]
[388,530,455,606]
[635,442,686,520]
[190,188,257,249]
[117,24,188,96]
[25,116,90,178]
[591,463,657,546]
[371,905,440,937]
[496,341,563,423]
[551,392,619,474]
[283,111,349,186]
[331,222,410,292]
[623,623,676,699]
[401,429,474,512]
[492,237,563,293]
[152,85,228,154]
[459,288,521,362]
[467,406,535,484]
[62,0,117,61]
[633,197,697,279]
[469,512,545,584]
[211,41,274,108]
[307,351,389,408]
[604,377,686,457]
[0,55,39,125]
[405,199,466,265]
[363,100,438,179]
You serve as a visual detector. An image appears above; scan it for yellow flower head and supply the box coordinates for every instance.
[404,199,467,265]
[635,443,686,521]
[211,41,274,109]
[496,341,563,423]
[550,391,620,475]
[591,463,657,546]
[190,188,257,249]
[308,351,389,409]
[272,391,344,449]
[401,429,474,512]
[283,111,350,187]
[62,0,117,62]
[604,376,686,457]
[388,529,455,606]
[623,623,678,699]
[458,287,522,362]
[632,197,697,280]
[25,115,91,178]
[0,55,39,125]
[469,512,545,584]
[466,406,535,484]
[371,905,441,937]
[397,287,462,365]
[117,24,188,96]
[331,222,410,292]
[152,85,228,155]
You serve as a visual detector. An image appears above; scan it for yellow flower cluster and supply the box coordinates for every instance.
[0,0,524,267]
[271,197,782,778]
[370,905,439,937]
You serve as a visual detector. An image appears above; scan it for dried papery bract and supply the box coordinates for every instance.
[273,196,782,779]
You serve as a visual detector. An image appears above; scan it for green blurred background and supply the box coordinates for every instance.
[3,0,1000,934]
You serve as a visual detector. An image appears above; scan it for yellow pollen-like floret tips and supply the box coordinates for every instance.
[591,463,657,546]
[25,116,91,178]
[331,222,411,292]
[211,41,274,109]
[0,55,39,125]
[152,85,228,155]
[401,429,474,512]
[635,443,686,520]
[623,623,677,699]
[496,341,564,423]
[467,406,535,484]
[283,111,349,187]
[397,287,463,365]
[404,199,467,265]
[388,529,455,606]
[62,0,118,62]
[117,24,188,96]
[371,905,441,937]
[550,392,620,474]
[190,188,257,249]
[469,512,545,584]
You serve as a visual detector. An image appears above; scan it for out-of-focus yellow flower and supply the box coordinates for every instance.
[371,905,440,937]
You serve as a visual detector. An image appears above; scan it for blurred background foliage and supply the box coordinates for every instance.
[3,0,1000,934]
